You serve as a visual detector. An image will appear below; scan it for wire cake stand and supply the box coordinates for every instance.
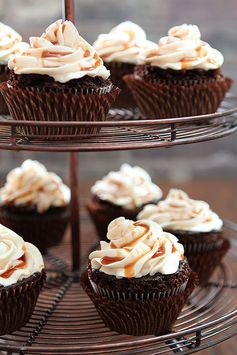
[0,0,236,354]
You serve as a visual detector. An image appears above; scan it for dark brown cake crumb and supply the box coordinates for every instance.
[8,70,112,90]
[88,259,192,294]
[134,65,223,84]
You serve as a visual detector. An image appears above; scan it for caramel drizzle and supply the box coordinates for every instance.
[110,222,149,249]
[1,255,26,279]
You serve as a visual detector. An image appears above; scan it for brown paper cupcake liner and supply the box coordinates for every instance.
[0,270,46,335]
[0,205,70,254]
[187,238,230,285]
[124,74,233,118]
[89,278,188,301]
[0,65,9,114]
[105,61,136,109]
[0,82,120,138]
[81,270,197,336]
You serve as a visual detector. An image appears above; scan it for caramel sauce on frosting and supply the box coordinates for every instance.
[8,19,110,83]
[89,217,184,278]
[138,188,223,233]
[93,21,157,64]
[0,224,44,287]
[138,24,224,70]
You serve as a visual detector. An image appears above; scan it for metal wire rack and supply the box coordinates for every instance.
[0,93,237,152]
[0,222,236,355]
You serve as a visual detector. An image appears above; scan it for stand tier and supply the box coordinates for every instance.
[0,220,236,355]
[0,93,236,152]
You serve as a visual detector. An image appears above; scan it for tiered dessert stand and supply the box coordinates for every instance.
[0,1,237,354]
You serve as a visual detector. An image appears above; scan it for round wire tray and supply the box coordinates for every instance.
[0,94,236,152]
[0,221,236,355]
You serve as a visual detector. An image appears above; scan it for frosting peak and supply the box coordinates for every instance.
[8,19,110,82]
[89,217,184,278]
[138,23,224,70]
[93,21,157,64]
[0,22,29,64]
[168,24,201,41]
[91,164,162,209]
[0,224,44,287]
[138,188,223,232]
[0,159,70,213]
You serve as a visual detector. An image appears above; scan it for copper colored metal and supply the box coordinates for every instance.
[69,152,80,272]
[0,94,236,152]
[62,0,74,22]
[0,222,236,354]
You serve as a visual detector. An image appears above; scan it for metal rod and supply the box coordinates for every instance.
[69,152,80,272]
[63,1,80,274]
[62,0,75,22]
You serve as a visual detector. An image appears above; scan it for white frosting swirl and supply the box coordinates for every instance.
[0,22,29,64]
[138,24,224,70]
[138,189,223,232]
[91,164,162,209]
[0,224,44,287]
[93,21,157,64]
[8,19,110,82]
[0,159,70,213]
[89,217,184,278]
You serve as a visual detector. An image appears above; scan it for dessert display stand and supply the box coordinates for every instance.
[0,1,237,353]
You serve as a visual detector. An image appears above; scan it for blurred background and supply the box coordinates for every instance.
[0,0,236,221]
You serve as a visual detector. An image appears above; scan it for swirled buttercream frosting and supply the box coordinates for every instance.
[0,224,44,287]
[138,189,223,233]
[8,19,110,82]
[93,21,157,64]
[89,217,184,278]
[91,164,162,209]
[138,24,224,70]
[0,159,70,213]
[0,22,29,64]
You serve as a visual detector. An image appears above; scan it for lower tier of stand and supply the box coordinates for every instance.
[0,215,236,355]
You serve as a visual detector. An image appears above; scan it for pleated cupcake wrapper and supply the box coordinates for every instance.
[182,238,224,255]
[0,271,46,336]
[0,206,70,254]
[105,61,136,109]
[0,82,120,138]
[89,278,188,302]
[81,270,197,336]
[123,74,233,118]
[187,238,230,285]
[0,68,9,114]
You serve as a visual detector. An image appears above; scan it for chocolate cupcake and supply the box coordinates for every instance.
[93,21,156,109]
[0,160,70,253]
[0,19,120,137]
[138,189,230,284]
[81,217,197,335]
[0,22,28,114]
[0,224,46,335]
[87,164,162,241]
[124,24,233,118]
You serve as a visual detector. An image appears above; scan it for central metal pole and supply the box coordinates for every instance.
[63,0,80,273]
[62,0,74,22]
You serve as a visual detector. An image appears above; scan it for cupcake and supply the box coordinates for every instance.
[0,22,28,114]
[138,189,230,284]
[0,19,120,137]
[0,159,70,253]
[87,164,162,241]
[0,223,45,335]
[93,21,156,109]
[124,24,233,118]
[81,217,197,335]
